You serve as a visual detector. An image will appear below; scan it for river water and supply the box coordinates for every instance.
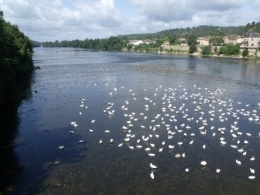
[4,48,260,194]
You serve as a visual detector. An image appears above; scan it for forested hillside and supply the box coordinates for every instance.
[119,22,260,40]
[42,21,260,49]
[0,10,34,105]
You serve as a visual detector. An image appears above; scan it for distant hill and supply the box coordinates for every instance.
[118,22,260,40]
[41,21,260,50]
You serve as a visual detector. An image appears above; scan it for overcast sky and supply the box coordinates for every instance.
[1,0,260,42]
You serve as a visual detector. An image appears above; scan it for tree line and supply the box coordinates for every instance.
[43,36,128,51]
[0,10,34,105]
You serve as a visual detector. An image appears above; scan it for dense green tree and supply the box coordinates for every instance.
[189,44,197,54]
[209,36,224,46]
[219,44,240,55]
[242,48,249,57]
[169,36,176,44]
[202,46,212,55]
[163,37,170,42]
[219,46,227,55]
[0,10,33,105]
[127,44,132,51]
[187,35,197,46]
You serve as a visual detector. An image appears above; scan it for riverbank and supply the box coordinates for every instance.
[123,48,260,61]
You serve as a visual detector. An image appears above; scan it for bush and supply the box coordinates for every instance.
[202,46,212,55]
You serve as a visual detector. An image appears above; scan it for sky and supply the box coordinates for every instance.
[1,0,260,42]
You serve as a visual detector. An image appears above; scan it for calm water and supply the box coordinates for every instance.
[4,48,260,194]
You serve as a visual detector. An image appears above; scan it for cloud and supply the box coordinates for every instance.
[128,0,192,22]
[0,0,123,41]
[190,0,247,11]
[0,0,259,42]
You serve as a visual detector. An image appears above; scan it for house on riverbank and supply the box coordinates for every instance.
[240,32,260,56]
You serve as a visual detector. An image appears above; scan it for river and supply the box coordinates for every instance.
[2,47,260,195]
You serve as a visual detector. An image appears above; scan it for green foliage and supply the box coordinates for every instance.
[43,36,127,51]
[169,36,176,44]
[242,48,249,57]
[189,44,197,54]
[209,36,224,46]
[0,9,34,105]
[163,37,170,42]
[187,35,197,46]
[219,44,240,55]
[118,25,248,40]
[127,44,133,51]
[219,46,227,55]
[202,46,212,55]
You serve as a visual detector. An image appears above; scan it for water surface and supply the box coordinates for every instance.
[6,48,260,194]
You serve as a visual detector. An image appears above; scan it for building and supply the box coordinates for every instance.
[240,32,260,56]
[197,37,210,46]
[128,40,144,46]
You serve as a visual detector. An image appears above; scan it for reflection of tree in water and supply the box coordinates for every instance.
[0,72,33,193]
[0,103,22,194]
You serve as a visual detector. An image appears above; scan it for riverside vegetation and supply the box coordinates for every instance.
[0,10,34,106]
[42,21,260,57]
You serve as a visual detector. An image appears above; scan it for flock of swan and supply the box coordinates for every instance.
[67,83,260,181]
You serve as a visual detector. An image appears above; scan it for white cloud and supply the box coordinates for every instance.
[1,0,123,41]
[0,0,259,41]
[129,0,192,22]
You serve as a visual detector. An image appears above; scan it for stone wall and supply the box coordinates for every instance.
[162,45,189,52]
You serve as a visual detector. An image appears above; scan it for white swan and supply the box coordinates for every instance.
[248,176,255,180]
[216,169,221,173]
[150,172,154,180]
[250,168,255,174]
[148,153,155,157]
[250,156,255,161]
[150,163,157,169]
[201,161,207,166]
[236,159,241,165]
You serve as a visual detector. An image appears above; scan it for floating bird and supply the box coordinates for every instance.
[150,172,154,180]
[248,176,255,180]
[250,156,255,161]
[216,169,221,174]
[59,146,64,149]
[201,161,207,166]
[236,159,241,165]
[150,163,157,169]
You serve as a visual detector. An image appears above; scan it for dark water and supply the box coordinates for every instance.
[2,47,260,195]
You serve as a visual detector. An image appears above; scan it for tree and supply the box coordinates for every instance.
[127,44,132,51]
[209,36,224,46]
[189,44,197,54]
[187,35,197,46]
[219,46,227,55]
[163,36,170,42]
[169,36,176,44]
[242,48,249,57]
[202,46,212,55]
[0,9,34,105]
